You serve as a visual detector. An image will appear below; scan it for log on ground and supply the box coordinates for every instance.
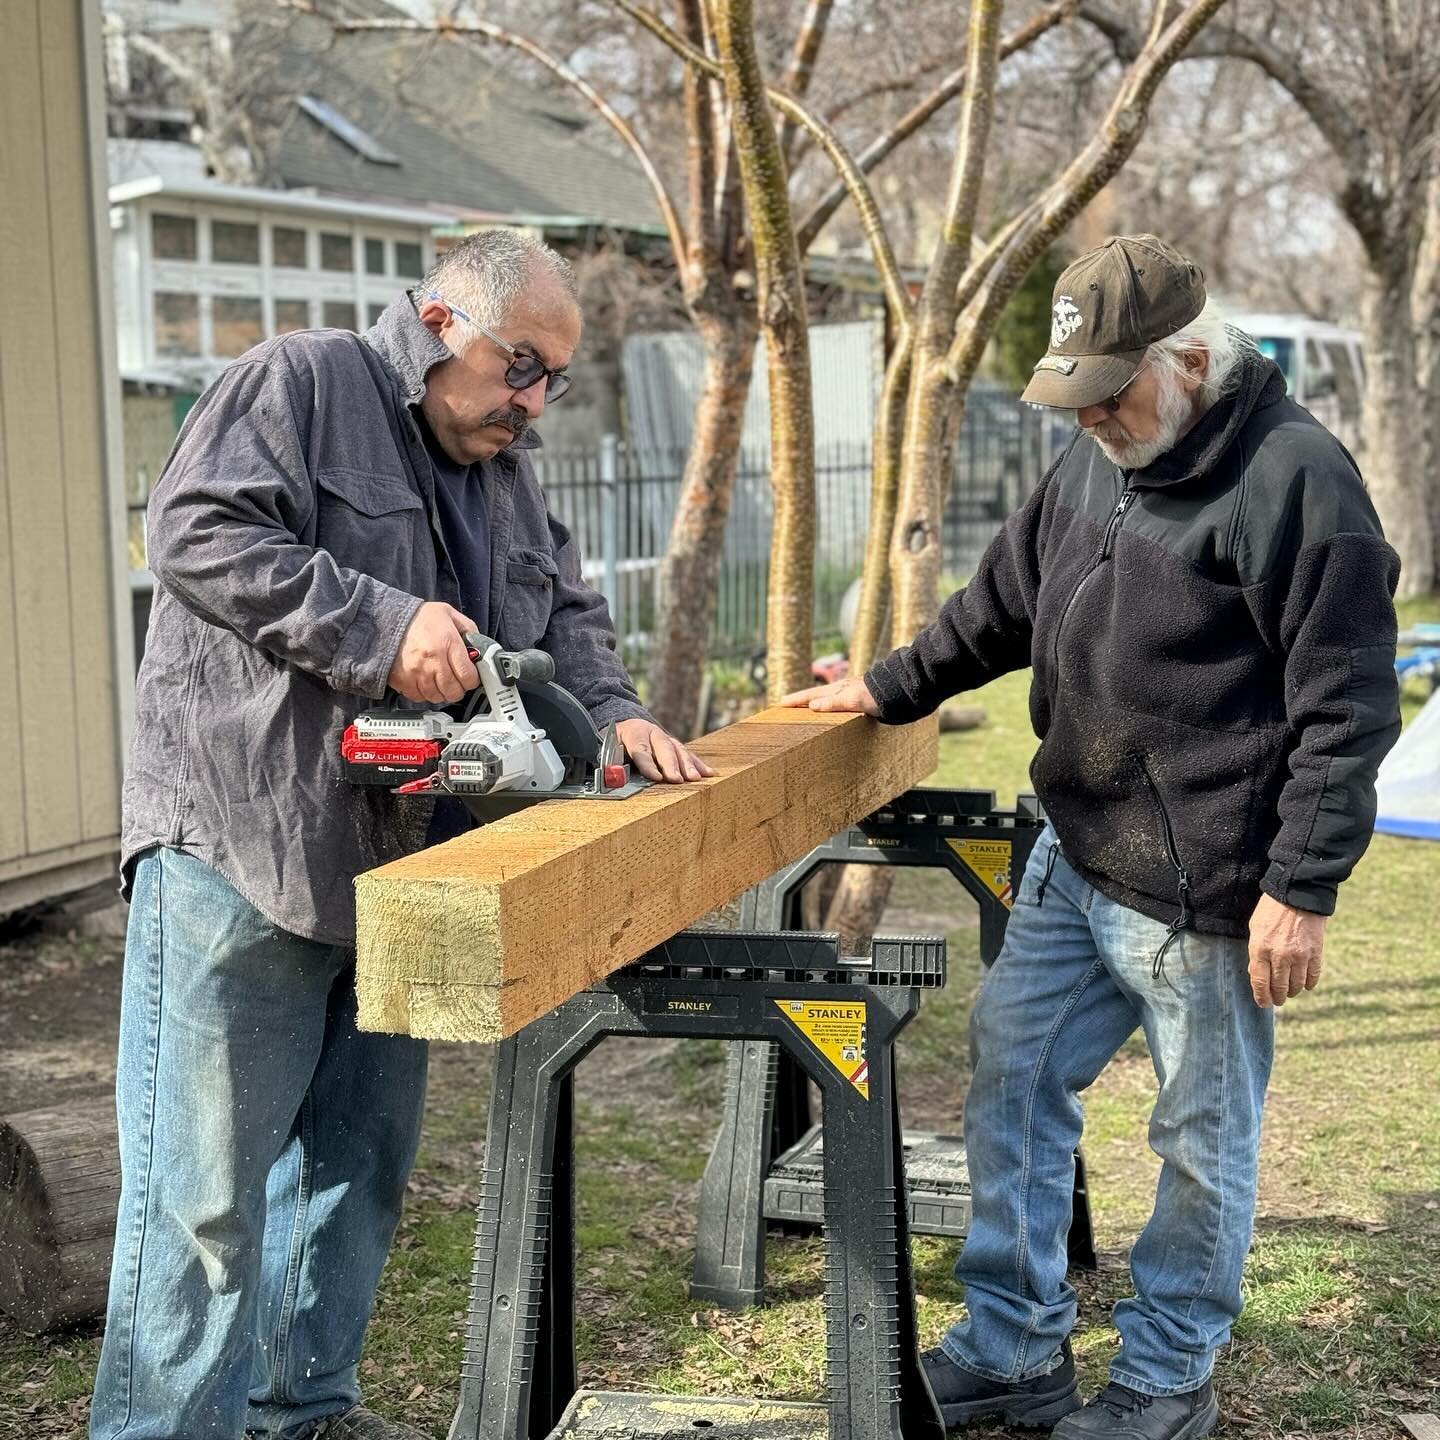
[0,1095,119,1333]
[355,708,937,1042]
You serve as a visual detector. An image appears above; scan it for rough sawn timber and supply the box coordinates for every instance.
[354,708,936,1042]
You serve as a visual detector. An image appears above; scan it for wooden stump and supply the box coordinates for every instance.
[0,1095,119,1333]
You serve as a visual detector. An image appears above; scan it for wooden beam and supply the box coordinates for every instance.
[355,708,937,1042]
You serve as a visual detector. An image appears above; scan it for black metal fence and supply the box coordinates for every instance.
[536,393,1066,675]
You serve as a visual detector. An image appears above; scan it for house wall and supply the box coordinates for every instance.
[0,0,131,914]
[115,194,436,387]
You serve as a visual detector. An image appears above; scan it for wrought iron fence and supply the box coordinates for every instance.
[536,394,1066,675]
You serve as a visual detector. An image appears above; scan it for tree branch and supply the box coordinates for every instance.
[610,0,912,325]
[793,0,1079,252]
[916,0,1004,353]
[944,0,1233,384]
[1079,0,1379,227]
[677,0,720,283]
[290,4,691,274]
[776,0,834,166]
[825,53,959,127]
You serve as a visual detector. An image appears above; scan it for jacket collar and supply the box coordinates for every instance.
[362,296,542,453]
[1126,349,1286,487]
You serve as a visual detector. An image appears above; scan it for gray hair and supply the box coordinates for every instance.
[1145,299,1258,406]
[419,228,579,332]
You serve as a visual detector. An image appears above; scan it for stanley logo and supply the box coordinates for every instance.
[667,999,712,1013]
[804,1005,864,1021]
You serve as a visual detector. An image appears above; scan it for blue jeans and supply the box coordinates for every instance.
[91,848,429,1440]
[943,827,1274,1397]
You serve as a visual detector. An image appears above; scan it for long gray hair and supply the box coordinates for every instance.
[1146,300,1259,405]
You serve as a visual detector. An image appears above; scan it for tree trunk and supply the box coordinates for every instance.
[710,0,817,704]
[849,332,912,673]
[646,312,759,737]
[1413,177,1440,583]
[1360,259,1433,596]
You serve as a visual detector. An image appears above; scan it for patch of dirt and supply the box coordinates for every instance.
[0,918,125,1115]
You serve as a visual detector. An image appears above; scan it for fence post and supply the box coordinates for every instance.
[599,432,622,640]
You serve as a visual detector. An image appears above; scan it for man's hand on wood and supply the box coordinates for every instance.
[616,719,715,784]
[780,678,881,715]
[388,602,480,705]
[1247,892,1327,1008]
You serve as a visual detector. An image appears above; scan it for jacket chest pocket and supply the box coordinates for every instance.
[314,469,424,572]
[499,548,558,648]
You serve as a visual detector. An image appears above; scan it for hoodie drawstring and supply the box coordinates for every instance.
[1034,840,1061,907]
[1151,870,1193,979]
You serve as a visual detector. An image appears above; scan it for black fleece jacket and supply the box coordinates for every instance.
[866,353,1401,938]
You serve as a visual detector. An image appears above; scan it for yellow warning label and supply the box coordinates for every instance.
[775,1000,869,1099]
[946,837,1015,908]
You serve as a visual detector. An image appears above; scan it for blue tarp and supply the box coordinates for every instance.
[1375,643,1440,840]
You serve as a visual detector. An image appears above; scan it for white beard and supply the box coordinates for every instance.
[1089,367,1196,470]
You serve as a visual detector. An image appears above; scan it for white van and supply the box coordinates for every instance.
[1228,312,1366,455]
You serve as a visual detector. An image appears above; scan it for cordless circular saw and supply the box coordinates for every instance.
[340,632,649,823]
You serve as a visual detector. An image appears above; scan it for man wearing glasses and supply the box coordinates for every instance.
[786,235,1400,1439]
[96,230,709,1440]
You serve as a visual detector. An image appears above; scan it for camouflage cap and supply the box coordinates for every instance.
[1020,234,1206,409]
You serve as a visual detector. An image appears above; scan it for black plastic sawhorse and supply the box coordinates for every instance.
[691,787,1097,1310]
[448,929,949,1440]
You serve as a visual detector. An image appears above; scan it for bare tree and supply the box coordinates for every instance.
[1083,0,1440,595]
[625,0,1231,943]
[105,0,298,184]
[304,0,1078,733]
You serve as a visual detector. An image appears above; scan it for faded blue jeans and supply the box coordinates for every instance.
[91,848,429,1440]
[942,826,1274,1397]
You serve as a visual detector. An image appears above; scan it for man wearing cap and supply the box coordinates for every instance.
[786,235,1400,1438]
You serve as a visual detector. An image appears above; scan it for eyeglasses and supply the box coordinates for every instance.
[421,290,573,403]
[1101,365,1144,413]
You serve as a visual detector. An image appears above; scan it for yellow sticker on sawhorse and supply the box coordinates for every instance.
[946,837,1015,908]
[775,1000,869,1098]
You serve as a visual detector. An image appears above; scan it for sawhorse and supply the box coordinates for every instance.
[691,788,1097,1309]
[448,930,948,1440]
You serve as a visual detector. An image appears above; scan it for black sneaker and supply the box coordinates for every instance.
[308,1405,430,1440]
[921,1339,1082,1430]
[1052,1379,1219,1439]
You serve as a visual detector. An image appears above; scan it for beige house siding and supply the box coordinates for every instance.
[0,0,129,913]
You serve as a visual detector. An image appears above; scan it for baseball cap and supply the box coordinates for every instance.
[1020,235,1206,409]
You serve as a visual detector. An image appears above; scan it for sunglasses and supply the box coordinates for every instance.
[1100,364,1144,413]
[421,290,573,403]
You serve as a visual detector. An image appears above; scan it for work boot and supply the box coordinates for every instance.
[1052,1379,1219,1439]
[921,1338,1081,1430]
[308,1405,430,1439]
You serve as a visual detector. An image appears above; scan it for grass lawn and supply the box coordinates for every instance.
[3,604,1437,1438]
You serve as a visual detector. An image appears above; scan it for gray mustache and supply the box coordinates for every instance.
[481,407,530,439]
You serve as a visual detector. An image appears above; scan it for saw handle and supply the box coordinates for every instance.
[455,633,557,722]
[499,648,556,685]
[462,631,555,686]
